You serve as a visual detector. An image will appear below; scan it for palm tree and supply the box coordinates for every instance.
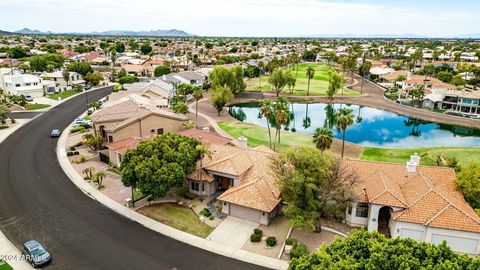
[336,108,355,158]
[195,144,211,197]
[313,127,333,152]
[94,171,107,186]
[273,98,290,151]
[193,87,203,129]
[306,66,315,96]
[62,70,70,89]
[260,99,273,148]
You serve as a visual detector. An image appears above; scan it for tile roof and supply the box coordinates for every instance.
[345,159,480,233]
[178,129,232,145]
[106,135,155,154]
[91,99,188,132]
[192,144,280,212]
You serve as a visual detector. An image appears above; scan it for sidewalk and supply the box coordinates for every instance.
[57,120,289,270]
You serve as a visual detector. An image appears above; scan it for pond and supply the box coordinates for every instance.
[228,102,480,148]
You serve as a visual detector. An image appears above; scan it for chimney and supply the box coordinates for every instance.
[406,153,420,173]
[237,136,248,149]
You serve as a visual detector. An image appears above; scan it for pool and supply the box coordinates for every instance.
[227,102,480,148]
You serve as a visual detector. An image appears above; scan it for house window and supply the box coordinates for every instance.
[356,203,369,218]
[202,183,205,192]
[15,84,20,87]
[26,83,31,86]
[157,128,164,135]
[108,135,113,143]
[191,182,200,191]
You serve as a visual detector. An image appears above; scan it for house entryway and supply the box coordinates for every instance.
[378,206,392,238]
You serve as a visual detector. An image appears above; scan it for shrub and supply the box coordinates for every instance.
[285,237,297,246]
[70,126,85,133]
[73,151,79,155]
[290,243,309,259]
[199,208,211,217]
[10,118,15,124]
[67,151,74,156]
[250,233,261,242]
[87,110,93,115]
[266,236,277,247]
[70,146,76,151]
[253,228,263,236]
[208,216,214,220]
[79,156,86,163]
[0,125,8,130]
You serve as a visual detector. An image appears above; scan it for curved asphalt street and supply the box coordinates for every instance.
[0,86,264,270]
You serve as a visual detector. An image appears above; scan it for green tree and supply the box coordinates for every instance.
[260,99,273,149]
[289,230,480,270]
[210,86,233,116]
[327,71,344,100]
[83,134,103,151]
[437,71,454,83]
[195,144,211,196]
[456,162,480,210]
[115,42,125,53]
[336,108,354,158]
[172,102,189,115]
[28,53,65,72]
[193,87,203,128]
[209,66,246,96]
[120,133,202,198]
[175,83,194,101]
[84,72,104,86]
[272,97,290,150]
[269,69,293,97]
[140,43,153,55]
[272,147,356,232]
[0,103,10,124]
[306,66,315,96]
[313,127,333,152]
[154,65,171,77]
[68,62,93,76]
[62,70,70,87]
[118,75,139,85]
[7,46,27,59]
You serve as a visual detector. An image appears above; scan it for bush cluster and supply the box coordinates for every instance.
[266,236,277,247]
[199,208,211,217]
[250,228,263,243]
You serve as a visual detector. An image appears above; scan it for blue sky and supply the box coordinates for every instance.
[1,0,479,37]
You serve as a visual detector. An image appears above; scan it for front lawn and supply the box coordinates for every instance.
[0,260,12,270]
[48,90,82,100]
[246,63,359,97]
[361,147,480,166]
[137,203,214,238]
[25,103,50,110]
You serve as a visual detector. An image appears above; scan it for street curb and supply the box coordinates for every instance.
[56,122,288,270]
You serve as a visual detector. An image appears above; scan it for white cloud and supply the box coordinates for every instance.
[0,0,479,36]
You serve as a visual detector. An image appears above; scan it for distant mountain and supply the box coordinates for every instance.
[14,28,193,37]
[0,29,12,35]
[299,33,480,39]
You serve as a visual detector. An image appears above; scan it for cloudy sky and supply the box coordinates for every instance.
[1,0,479,37]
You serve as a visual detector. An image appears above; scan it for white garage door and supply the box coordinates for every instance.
[431,234,478,254]
[400,229,424,242]
[230,204,261,223]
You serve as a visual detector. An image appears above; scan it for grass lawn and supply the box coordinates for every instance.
[219,121,315,153]
[219,121,479,166]
[361,147,480,167]
[48,90,82,100]
[138,203,214,238]
[246,63,359,97]
[0,260,12,270]
[25,103,50,110]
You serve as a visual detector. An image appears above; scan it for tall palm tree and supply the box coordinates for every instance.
[313,127,333,152]
[62,70,70,88]
[306,66,315,96]
[336,108,355,158]
[273,98,290,151]
[195,144,211,197]
[260,99,273,148]
[193,87,203,129]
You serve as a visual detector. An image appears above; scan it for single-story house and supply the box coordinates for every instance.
[345,155,480,256]
[186,143,281,225]
[90,98,189,143]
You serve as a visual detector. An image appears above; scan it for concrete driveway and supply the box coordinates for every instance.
[208,216,259,248]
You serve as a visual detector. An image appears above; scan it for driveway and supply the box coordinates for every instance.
[208,216,259,249]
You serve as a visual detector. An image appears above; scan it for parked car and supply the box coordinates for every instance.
[84,84,92,90]
[22,240,52,268]
[25,95,34,102]
[50,129,61,138]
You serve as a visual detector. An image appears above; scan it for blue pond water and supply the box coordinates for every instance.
[227,102,480,148]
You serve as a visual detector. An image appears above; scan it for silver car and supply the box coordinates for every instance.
[22,240,52,268]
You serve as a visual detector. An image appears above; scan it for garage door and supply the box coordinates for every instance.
[400,229,424,242]
[230,204,261,223]
[431,234,478,254]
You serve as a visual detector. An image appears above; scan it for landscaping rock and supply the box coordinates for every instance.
[284,245,292,254]
[199,216,206,223]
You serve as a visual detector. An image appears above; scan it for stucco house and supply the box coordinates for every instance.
[186,143,281,225]
[345,155,480,256]
[41,71,85,91]
[90,98,189,143]
[0,73,45,97]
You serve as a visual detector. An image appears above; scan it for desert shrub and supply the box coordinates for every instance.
[70,126,85,133]
[250,233,261,242]
[285,237,297,246]
[290,243,309,259]
[253,228,263,236]
[199,208,211,217]
[208,216,214,220]
[266,236,277,247]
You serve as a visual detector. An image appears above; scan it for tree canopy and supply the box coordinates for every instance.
[210,85,233,116]
[67,61,93,76]
[208,66,246,96]
[154,65,171,77]
[28,53,65,72]
[120,133,202,198]
[269,68,295,97]
[272,147,357,232]
[456,162,480,212]
[289,230,480,270]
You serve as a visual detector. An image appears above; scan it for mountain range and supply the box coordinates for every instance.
[13,28,193,37]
